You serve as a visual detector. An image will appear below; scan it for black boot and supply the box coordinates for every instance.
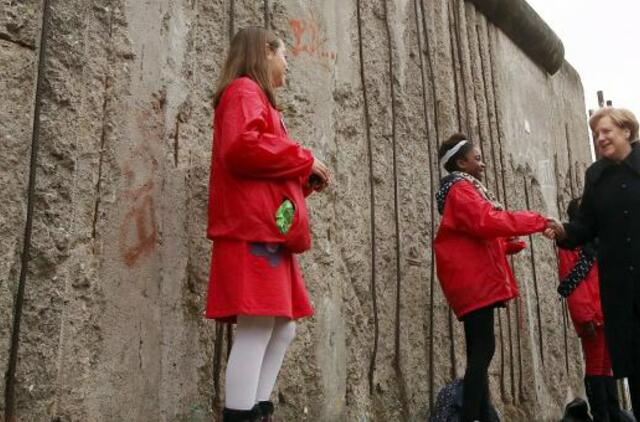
[255,401,275,422]
[586,376,611,422]
[222,407,259,422]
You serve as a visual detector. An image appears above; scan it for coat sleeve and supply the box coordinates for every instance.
[219,83,314,179]
[559,174,598,249]
[557,248,598,326]
[448,181,547,239]
[557,248,577,280]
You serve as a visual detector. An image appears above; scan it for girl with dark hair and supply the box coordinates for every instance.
[207,27,330,422]
[434,133,554,422]
[557,198,624,422]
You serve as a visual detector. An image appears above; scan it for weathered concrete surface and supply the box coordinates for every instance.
[468,0,565,74]
[0,0,39,48]
[0,0,39,416]
[1,0,594,421]
[0,38,35,422]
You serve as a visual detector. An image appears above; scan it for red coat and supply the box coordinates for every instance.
[557,248,604,335]
[558,248,611,375]
[434,180,547,319]
[205,77,315,321]
[207,77,314,252]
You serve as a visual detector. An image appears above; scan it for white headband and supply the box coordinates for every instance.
[440,140,469,166]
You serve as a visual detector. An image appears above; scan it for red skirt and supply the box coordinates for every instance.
[205,239,314,322]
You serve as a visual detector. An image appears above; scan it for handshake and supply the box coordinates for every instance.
[543,218,566,240]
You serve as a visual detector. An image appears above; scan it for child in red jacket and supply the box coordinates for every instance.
[558,198,624,422]
[207,27,330,422]
[434,133,551,422]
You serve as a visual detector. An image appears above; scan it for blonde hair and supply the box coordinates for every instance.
[589,107,639,141]
[213,27,281,108]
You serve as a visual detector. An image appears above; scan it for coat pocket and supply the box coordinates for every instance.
[275,199,295,234]
[273,185,311,254]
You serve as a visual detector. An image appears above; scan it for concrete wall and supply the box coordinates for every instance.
[0,0,592,421]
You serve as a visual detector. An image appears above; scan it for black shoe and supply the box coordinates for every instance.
[222,407,259,422]
[255,401,275,421]
[562,397,592,422]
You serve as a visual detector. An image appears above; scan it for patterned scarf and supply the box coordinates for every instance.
[557,246,596,298]
[436,171,504,215]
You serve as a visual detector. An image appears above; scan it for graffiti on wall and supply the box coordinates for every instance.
[289,15,336,68]
[119,143,158,267]
[119,96,164,267]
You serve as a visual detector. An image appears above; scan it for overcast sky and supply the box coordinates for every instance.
[527,0,640,119]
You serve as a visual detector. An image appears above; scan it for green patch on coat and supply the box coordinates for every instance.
[276,199,295,234]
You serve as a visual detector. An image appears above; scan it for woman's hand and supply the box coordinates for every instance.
[543,218,566,240]
[308,157,331,192]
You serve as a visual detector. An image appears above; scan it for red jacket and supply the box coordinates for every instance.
[207,77,314,253]
[434,180,547,319]
[557,248,604,336]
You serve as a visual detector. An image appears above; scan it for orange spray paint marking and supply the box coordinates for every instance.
[118,101,163,267]
[289,17,336,68]
[120,195,158,267]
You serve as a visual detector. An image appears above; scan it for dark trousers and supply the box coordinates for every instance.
[585,376,623,422]
[462,306,496,422]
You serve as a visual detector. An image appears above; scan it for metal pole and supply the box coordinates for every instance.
[597,90,605,108]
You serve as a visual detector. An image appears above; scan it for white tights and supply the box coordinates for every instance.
[224,315,296,410]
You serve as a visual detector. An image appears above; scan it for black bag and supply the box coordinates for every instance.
[429,378,500,422]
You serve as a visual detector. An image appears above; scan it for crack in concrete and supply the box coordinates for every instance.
[506,306,516,401]
[212,322,224,412]
[382,0,409,417]
[554,153,572,377]
[4,1,52,420]
[173,118,180,168]
[228,0,235,41]
[523,174,545,366]
[92,8,114,242]
[0,32,35,50]
[452,0,474,142]
[263,0,269,29]
[415,0,440,408]
[92,76,110,242]
[355,0,379,396]
[448,2,464,133]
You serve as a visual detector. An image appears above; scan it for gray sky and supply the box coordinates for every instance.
[527,0,640,119]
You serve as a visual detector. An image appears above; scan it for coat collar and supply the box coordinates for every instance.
[589,141,640,183]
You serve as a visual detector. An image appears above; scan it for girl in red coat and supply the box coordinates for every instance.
[207,27,330,422]
[434,133,551,422]
[557,198,624,422]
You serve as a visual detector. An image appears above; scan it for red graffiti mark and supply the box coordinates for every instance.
[122,143,158,200]
[289,17,336,66]
[119,195,157,267]
[119,100,164,267]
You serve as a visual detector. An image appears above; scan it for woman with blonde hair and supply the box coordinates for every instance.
[553,107,640,420]
[206,27,330,422]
